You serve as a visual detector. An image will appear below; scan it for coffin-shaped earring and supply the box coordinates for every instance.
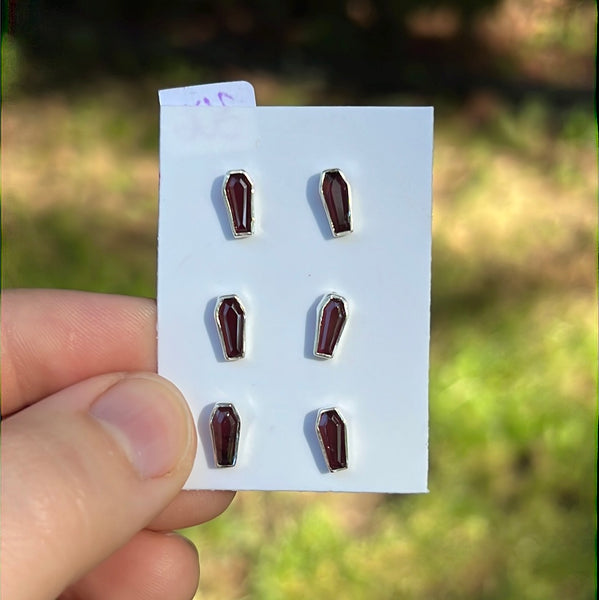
[214,295,246,360]
[223,170,254,237]
[316,407,348,472]
[314,293,348,359]
[210,403,241,467]
[319,169,352,236]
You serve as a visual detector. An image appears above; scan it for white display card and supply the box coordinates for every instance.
[158,82,433,493]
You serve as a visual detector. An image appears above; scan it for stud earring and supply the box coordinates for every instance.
[316,407,348,472]
[223,170,254,237]
[214,295,246,360]
[314,293,348,359]
[209,403,241,467]
[320,169,352,237]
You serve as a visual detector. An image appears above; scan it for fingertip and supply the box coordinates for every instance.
[148,490,237,531]
[89,374,196,480]
[64,530,200,600]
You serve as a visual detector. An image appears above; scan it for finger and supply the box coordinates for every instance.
[1,289,156,415]
[1,289,236,534]
[0,373,196,600]
[60,531,200,600]
[148,490,236,531]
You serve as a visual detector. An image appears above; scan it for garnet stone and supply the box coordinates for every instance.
[314,293,348,359]
[215,295,246,360]
[210,403,241,467]
[320,169,352,236]
[316,408,348,472]
[223,170,254,237]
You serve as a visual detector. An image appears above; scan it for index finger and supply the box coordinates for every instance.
[1,289,157,416]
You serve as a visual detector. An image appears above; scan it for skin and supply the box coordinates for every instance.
[1,289,235,600]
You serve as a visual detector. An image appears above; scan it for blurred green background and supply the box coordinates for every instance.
[2,1,597,598]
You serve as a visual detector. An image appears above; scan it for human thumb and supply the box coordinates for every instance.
[0,372,196,600]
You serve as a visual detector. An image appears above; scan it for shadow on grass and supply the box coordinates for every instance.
[430,231,594,330]
[2,204,157,297]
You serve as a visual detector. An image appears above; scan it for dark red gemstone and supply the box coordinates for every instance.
[216,296,245,360]
[224,171,253,236]
[317,408,348,471]
[315,294,347,358]
[210,404,241,467]
[320,169,352,236]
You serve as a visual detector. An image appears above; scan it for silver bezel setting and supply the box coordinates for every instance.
[214,294,246,361]
[315,407,348,472]
[210,402,241,468]
[313,292,349,359]
[319,168,353,237]
[222,170,255,238]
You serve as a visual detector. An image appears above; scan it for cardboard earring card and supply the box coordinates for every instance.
[157,81,433,493]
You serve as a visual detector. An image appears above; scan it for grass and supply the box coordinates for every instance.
[2,71,596,599]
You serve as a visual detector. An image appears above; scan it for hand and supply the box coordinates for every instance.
[1,289,235,600]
